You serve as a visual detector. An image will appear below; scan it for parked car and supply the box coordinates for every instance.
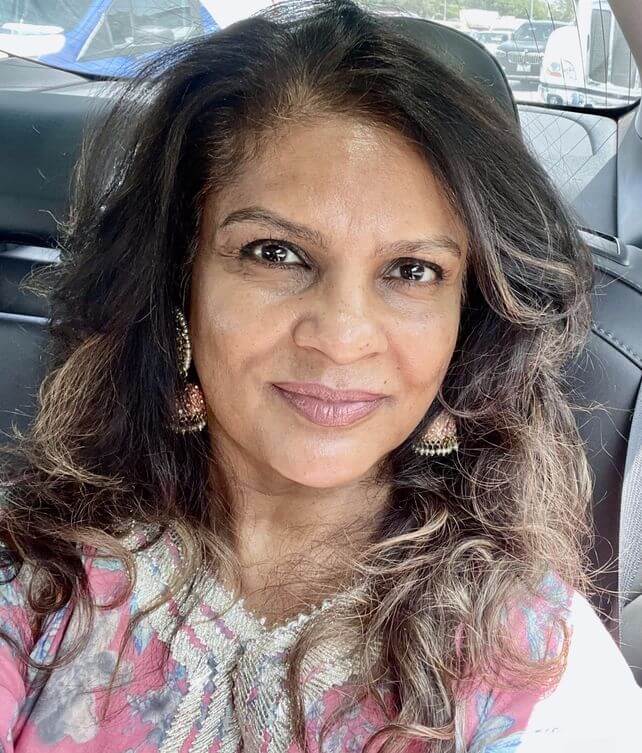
[539,0,641,108]
[0,0,227,77]
[472,29,511,55]
[495,19,566,84]
[472,16,525,57]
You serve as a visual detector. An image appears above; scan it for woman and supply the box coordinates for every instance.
[0,1,639,751]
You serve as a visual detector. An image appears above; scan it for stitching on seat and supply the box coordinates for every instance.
[592,323,642,369]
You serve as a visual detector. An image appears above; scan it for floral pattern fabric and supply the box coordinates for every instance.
[0,524,640,753]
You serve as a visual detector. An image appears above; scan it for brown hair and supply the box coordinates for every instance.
[0,1,595,750]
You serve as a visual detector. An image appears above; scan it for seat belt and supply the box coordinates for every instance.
[619,377,642,617]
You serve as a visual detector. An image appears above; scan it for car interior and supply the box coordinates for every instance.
[0,0,641,695]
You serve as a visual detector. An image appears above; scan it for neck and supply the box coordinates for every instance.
[210,445,389,620]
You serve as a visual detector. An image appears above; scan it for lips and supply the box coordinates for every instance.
[272,381,385,402]
[272,384,387,427]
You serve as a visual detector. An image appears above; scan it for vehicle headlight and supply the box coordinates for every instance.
[495,49,506,59]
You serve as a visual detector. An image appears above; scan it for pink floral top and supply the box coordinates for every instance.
[0,523,640,753]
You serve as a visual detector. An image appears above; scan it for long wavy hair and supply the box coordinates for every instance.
[0,1,595,750]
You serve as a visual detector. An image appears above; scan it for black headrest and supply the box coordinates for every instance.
[388,16,518,122]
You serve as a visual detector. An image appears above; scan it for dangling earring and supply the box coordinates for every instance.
[170,307,207,433]
[411,411,459,457]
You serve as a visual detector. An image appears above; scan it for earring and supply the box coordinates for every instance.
[411,411,459,457]
[170,308,207,433]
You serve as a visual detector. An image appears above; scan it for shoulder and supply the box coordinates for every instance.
[0,487,33,654]
[458,573,642,752]
[0,511,141,667]
[502,569,575,666]
[513,589,641,750]
[0,520,155,703]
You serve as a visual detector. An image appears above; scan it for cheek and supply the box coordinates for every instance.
[188,264,289,386]
[393,306,460,393]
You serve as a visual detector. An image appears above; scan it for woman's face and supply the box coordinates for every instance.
[190,115,467,490]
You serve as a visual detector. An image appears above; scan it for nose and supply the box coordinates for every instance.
[291,277,387,364]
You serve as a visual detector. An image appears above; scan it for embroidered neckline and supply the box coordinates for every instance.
[124,520,359,644]
[119,520,366,753]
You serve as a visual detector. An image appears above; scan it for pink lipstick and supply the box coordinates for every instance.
[272,382,387,427]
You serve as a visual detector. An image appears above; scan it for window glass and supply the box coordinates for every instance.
[359,1,639,108]
[513,23,555,45]
[588,7,611,84]
[0,1,639,108]
[611,21,636,90]
[0,0,88,29]
[78,0,202,61]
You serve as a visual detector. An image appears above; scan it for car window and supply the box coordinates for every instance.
[78,0,204,62]
[513,22,553,44]
[0,0,88,28]
[0,1,639,108]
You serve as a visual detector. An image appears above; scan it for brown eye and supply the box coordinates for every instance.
[241,240,305,267]
[386,259,443,286]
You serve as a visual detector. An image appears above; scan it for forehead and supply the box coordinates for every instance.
[206,116,467,249]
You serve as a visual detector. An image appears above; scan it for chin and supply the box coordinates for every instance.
[278,460,374,489]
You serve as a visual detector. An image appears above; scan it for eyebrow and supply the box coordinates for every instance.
[219,206,463,259]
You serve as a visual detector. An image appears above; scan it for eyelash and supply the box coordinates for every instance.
[238,238,446,287]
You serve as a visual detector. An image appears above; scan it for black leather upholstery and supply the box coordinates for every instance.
[569,250,642,642]
[0,16,641,680]
[0,245,53,440]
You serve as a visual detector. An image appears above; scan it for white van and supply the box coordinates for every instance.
[539,0,640,108]
[539,25,587,106]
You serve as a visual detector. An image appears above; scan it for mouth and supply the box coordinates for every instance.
[272,384,388,428]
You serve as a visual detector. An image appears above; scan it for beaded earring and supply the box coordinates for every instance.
[411,411,459,457]
[170,308,207,433]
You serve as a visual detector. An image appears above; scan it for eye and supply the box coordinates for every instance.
[386,259,444,287]
[240,239,306,268]
[238,241,445,287]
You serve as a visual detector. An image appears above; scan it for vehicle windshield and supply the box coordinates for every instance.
[0,0,89,28]
[513,22,556,44]
[0,0,639,108]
